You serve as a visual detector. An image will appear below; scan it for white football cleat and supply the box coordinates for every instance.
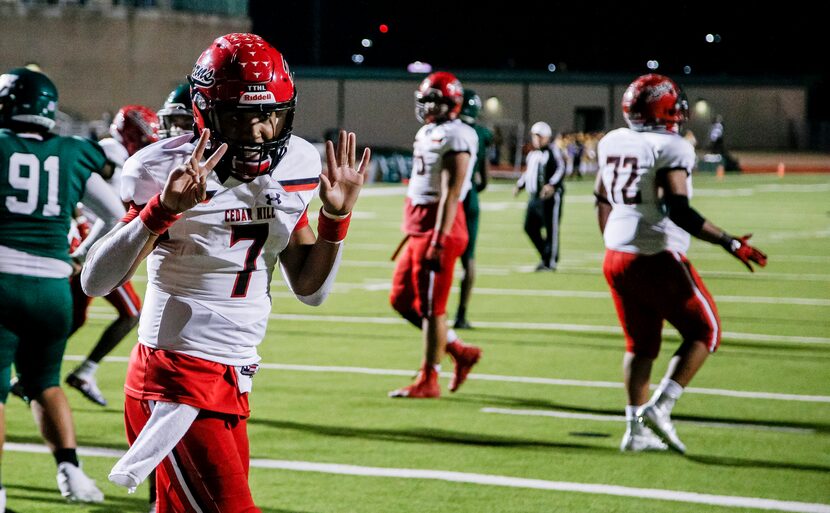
[620,422,668,452]
[637,402,686,454]
[57,462,104,503]
[66,372,108,407]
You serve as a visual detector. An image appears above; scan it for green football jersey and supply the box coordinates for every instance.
[0,129,105,261]
[471,123,493,184]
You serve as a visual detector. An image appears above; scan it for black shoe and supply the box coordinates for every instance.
[454,318,473,329]
[534,262,554,272]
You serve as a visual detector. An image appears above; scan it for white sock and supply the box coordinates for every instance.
[74,360,99,379]
[656,378,683,410]
[625,405,638,422]
[446,329,459,343]
[0,486,6,513]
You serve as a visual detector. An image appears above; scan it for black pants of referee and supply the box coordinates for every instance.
[524,188,563,269]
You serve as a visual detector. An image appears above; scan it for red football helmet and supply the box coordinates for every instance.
[414,71,464,124]
[622,74,689,133]
[110,105,160,156]
[189,33,296,181]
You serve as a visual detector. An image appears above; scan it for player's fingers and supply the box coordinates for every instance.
[204,143,228,172]
[191,129,210,163]
[325,140,337,177]
[319,172,332,193]
[348,132,356,169]
[357,147,371,176]
[338,130,347,166]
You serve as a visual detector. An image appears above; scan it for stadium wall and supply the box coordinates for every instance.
[0,6,810,152]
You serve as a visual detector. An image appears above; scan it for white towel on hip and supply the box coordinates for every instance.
[109,401,199,492]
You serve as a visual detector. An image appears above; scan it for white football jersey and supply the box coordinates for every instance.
[407,119,478,205]
[597,127,696,255]
[121,133,321,365]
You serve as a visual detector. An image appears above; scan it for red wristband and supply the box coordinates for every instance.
[139,194,181,235]
[317,207,351,243]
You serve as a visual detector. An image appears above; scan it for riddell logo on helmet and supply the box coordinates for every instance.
[240,91,276,105]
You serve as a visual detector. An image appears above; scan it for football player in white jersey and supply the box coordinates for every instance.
[388,72,483,399]
[65,105,158,407]
[80,33,370,512]
[594,74,767,454]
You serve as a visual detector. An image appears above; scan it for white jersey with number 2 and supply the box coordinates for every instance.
[597,127,696,255]
[407,119,478,205]
[121,133,321,366]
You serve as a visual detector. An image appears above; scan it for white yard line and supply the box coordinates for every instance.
[85,308,830,345]
[4,442,828,513]
[64,355,830,404]
[480,408,816,434]
[314,282,830,307]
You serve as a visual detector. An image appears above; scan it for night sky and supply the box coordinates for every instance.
[250,1,825,78]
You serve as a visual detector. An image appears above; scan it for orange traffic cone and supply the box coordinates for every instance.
[777,161,786,177]
[716,164,725,181]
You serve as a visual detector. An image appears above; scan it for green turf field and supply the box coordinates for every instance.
[4,173,829,512]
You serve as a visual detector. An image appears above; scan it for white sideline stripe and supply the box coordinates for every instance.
[85,309,830,345]
[250,461,830,513]
[480,408,816,434]
[265,313,830,345]
[315,283,830,307]
[5,443,828,513]
[63,355,830,404]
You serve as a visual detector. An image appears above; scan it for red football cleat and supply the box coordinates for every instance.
[447,341,482,393]
[388,367,440,398]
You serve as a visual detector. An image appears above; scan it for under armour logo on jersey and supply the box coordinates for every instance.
[265,192,281,205]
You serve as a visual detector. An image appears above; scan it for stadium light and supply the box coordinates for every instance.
[694,99,710,118]
[351,54,364,64]
[407,61,432,73]
[379,24,389,34]
[484,96,502,117]
[361,39,373,48]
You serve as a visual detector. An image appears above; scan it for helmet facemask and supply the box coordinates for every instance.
[414,91,453,124]
[202,97,295,183]
[158,83,193,139]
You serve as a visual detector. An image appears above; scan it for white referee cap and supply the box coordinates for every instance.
[530,121,552,137]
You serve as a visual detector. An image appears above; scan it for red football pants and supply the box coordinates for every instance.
[124,397,260,513]
[603,249,721,359]
[390,229,468,318]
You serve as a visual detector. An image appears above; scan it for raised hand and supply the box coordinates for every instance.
[321,130,371,216]
[726,233,768,272]
[160,129,227,214]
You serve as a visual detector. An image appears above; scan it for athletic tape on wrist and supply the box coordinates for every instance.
[139,194,181,235]
[317,207,351,243]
